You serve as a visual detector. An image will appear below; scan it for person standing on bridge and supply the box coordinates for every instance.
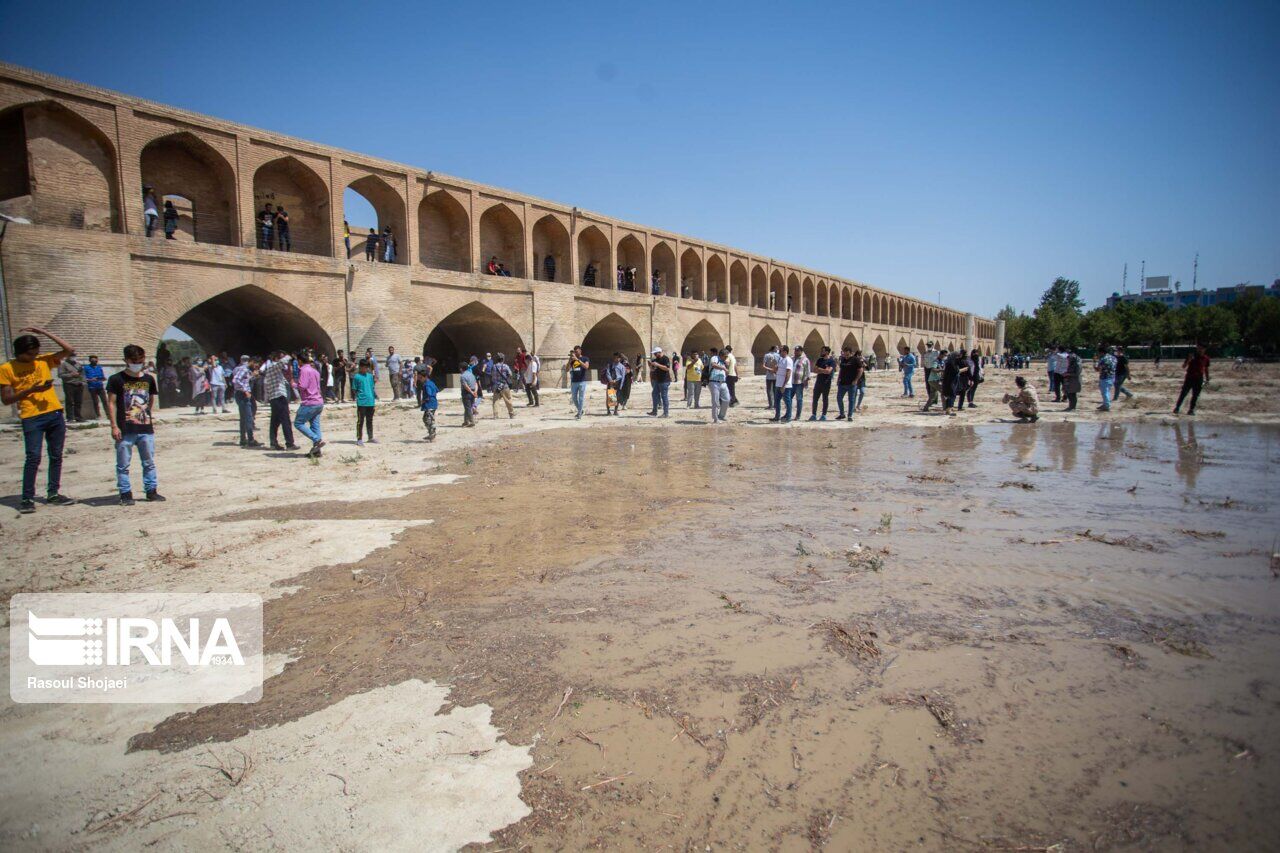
[143,187,159,237]
[260,204,276,250]
[276,206,291,251]
[543,253,556,282]
[1,327,78,513]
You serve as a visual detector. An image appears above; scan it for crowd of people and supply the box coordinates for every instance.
[4,325,1216,515]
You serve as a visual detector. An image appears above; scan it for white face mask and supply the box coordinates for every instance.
[126,362,145,374]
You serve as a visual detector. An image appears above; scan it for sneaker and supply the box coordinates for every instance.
[245,439,263,448]
[808,415,817,421]
[820,415,827,421]
[356,439,364,447]
[19,499,36,514]
[367,438,379,444]
[285,444,301,451]
[835,415,846,421]
[46,494,76,506]
[270,443,284,450]
[1030,414,1040,422]
[145,490,165,502]
[119,492,135,506]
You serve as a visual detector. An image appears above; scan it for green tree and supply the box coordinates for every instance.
[1038,277,1085,315]
[1242,298,1280,354]
[1080,308,1124,347]
[1168,305,1237,346]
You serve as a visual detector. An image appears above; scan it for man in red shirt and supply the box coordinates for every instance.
[1173,344,1211,416]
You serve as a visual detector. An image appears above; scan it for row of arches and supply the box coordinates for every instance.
[0,98,971,334]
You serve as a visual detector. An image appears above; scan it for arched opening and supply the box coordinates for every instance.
[253,156,330,257]
[842,333,859,353]
[680,248,704,300]
[751,325,782,375]
[750,265,767,308]
[165,285,334,368]
[706,255,727,303]
[651,241,678,297]
[861,292,871,323]
[680,319,724,355]
[418,190,470,271]
[423,301,526,388]
[841,287,852,321]
[871,335,889,366]
[479,203,524,277]
[532,214,570,283]
[802,329,825,357]
[0,102,120,232]
[140,132,235,245]
[581,313,645,380]
[577,224,609,288]
[344,175,407,264]
[730,260,748,305]
[917,340,928,357]
[617,234,646,292]
[831,286,842,320]
[816,282,828,317]
[896,337,910,358]
[802,277,815,315]
[787,273,801,314]
[770,270,787,312]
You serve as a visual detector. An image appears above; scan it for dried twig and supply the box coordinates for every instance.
[581,772,633,791]
[86,791,161,833]
[551,686,574,721]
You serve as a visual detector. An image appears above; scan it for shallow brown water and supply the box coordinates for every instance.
[134,420,1280,851]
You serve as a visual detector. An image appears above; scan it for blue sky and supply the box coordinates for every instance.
[2,0,1276,317]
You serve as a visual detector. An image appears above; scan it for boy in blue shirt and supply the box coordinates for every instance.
[83,355,108,419]
[419,369,439,441]
[350,359,378,445]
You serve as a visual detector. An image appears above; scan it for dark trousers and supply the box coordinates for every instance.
[356,405,375,438]
[63,383,84,421]
[21,411,66,501]
[269,396,294,446]
[1175,376,1204,413]
[278,228,290,251]
[461,391,475,425]
[260,226,274,249]
[1048,372,1060,399]
[527,379,541,406]
[765,378,775,408]
[235,391,255,442]
[812,382,831,417]
[727,375,738,404]
[88,387,108,419]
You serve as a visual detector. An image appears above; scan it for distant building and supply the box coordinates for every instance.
[1106,280,1280,310]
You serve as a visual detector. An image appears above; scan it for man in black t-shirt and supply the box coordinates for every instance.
[647,347,672,417]
[809,346,835,420]
[106,344,164,506]
[836,347,859,420]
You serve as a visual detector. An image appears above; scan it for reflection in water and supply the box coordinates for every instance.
[1089,422,1128,479]
[1045,421,1078,473]
[1173,421,1201,490]
[1001,422,1039,467]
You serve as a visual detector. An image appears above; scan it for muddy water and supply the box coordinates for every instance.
[134,421,1280,851]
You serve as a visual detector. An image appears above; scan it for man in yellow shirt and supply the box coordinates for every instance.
[0,326,78,513]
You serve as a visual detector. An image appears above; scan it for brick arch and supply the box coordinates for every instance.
[750,264,767,308]
[842,332,860,353]
[577,224,609,287]
[616,233,646,291]
[532,213,570,283]
[580,312,646,372]
[750,324,783,375]
[680,247,704,300]
[770,270,786,311]
[680,318,725,354]
[345,174,407,264]
[418,189,470,271]
[651,240,677,297]
[140,131,236,246]
[422,300,527,388]
[816,281,828,317]
[730,260,748,306]
[479,202,524,277]
[0,100,122,232]
[801,328,825,356]
[841,286,852,321]
[160,284,337,361]
[706,255,727,303]
[802,277,815,315]
[787,273,801,314]
[253,156,330,257]
[871,334,889,362]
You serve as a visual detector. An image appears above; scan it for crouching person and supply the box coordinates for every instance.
[1002,376,1039,423]
[108,344,164,505]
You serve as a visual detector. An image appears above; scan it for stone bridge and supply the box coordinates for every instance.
[0,62,999,384]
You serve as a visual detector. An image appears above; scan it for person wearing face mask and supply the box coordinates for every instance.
[106,345,164,505]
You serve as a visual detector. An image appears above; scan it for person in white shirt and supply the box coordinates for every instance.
[207,356,228,413]
[790,346,811,424]
[385,347,402,401]
[771,345,794,422]
[522,351,540,406]
[762,345,780,409]
[707,347,730,423]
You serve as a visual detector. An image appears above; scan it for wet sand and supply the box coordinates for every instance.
[2,365,1279,851]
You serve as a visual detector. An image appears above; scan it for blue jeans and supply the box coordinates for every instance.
[570,381,587,416]
[294,403,324,443]
[650,381,670,415]
[903,369,914,396]
[115,432,157,495]
[791,384,805,417]
[235,391,255,442]
[854,384,866,410]
[1098,377,1114,409]
[837,385,854,417]
[21,411,66,500]
[774,385,794,420]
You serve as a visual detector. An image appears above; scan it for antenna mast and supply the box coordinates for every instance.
[1192,251,1199,290]
[1122,263,1128,294]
